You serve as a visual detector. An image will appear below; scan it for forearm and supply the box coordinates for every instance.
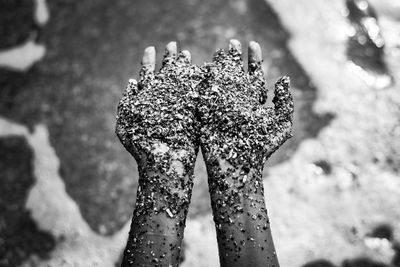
[121,160,194,267]
[206,159,280,267]
[122,218,183,267]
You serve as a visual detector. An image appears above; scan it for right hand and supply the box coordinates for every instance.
[199,39,293,179]
[197,40,292,266]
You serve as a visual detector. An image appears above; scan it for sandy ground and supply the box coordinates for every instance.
[1,0,400,266]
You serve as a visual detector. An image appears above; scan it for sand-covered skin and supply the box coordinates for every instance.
[115,52,203,266]
[115,43,293,266]
[198,46,293,266]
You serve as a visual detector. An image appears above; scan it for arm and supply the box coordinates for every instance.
[121,147,196,267]
[116,42,201,267]
[205,159,279,267]
[199,40,293,267]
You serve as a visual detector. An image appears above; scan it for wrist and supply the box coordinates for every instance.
[203,151,264,176]
[133,145,197,220]
[204,156,265,199]
[135,142,197,176]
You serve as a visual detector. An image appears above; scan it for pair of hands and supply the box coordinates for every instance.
[116,39,293,176]
[115,39,293,267]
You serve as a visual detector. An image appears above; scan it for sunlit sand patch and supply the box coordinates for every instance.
[0,117,29,137]
[347,61,393,89]
[34,0,49,26]
[0,0,49,72]
[369,0,400,20]
[0,117,130,266]
[0,40,46,71]
[373,11,400,75]
[182,216,219,267]
[264,0,400,266]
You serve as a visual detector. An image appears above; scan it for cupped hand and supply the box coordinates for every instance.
[116,42,202,167]
[199,39,293,173]
[116,42,204,217]
[116,42,203,267]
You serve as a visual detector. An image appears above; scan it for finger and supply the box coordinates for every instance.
[264,77,293,152]
[140,46,156,85]
[212,48,224,61]
[248,41,263,75]
[228,39,242,62]
[126,78,138,95]
[141,46,156,72]
[162,41,177,66]
[248,41,267,104]
[273,76,293,121]
[118,78,138,113]
[177,50,191,64]
[181,50,191,63]
[229,39,242,54]
[116,78,138,146]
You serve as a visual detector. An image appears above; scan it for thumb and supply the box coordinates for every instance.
[273,76,293,122]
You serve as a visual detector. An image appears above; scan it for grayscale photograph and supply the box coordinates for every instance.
[0,0,399,266]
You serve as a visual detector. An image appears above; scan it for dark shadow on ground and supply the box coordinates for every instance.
[0,137,55,266]
[0,0,35,49]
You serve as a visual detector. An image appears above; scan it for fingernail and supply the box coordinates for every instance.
[181,50,191,62]
[166,41,177,55]
[229,39,242,53]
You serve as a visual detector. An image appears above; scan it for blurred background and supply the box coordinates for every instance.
[0,0,400,266]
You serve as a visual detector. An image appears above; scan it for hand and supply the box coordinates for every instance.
[116,42,201,167]
[199,39,293,171]
[198,40,293,266]
[116,42,202,267]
